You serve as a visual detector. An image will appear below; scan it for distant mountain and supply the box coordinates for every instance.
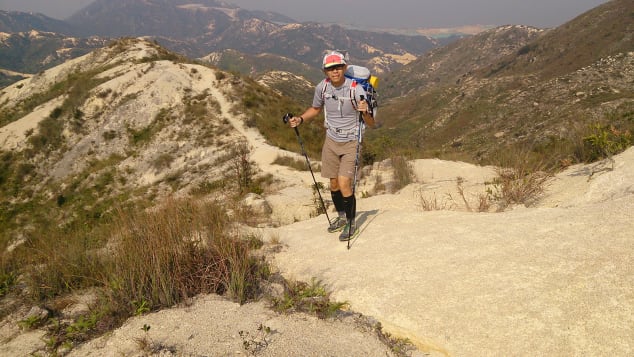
[64,0,440,73]
[478,0,634,81]
[382,25,544,98]
[372,0,634,168]
[0,30,109,73]
[66,0,295,38]
[0,0,442,81]
[0,10,76,34]
[200,49,323,85]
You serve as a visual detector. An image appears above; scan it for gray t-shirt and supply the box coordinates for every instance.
[313,77,367,142]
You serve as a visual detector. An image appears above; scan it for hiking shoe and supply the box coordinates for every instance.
[328,216,347,233]
[338,221,358,241]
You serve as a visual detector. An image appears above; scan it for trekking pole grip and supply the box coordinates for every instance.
[283,112,302,135]
[282,112,293,125]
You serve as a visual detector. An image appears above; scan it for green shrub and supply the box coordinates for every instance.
[0,270,16,297]
[28,115,65,152]
[582,123,632,162]
[270,278,348,319]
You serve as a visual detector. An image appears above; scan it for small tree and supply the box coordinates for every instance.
[230,142,255,194]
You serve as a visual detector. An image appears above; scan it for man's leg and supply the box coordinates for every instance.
[328,178,347,232]
[338,176,355,221]
[338,175,357,241]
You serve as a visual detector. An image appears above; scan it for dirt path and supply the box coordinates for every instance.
[207,83,327,225]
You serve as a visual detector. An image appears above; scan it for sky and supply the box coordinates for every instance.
[0,0,609,29]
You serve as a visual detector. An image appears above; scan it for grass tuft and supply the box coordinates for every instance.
[269,277,348,319]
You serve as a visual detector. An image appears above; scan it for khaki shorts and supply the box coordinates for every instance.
[321,136,361,179]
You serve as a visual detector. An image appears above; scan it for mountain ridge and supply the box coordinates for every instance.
[0,0,443,78]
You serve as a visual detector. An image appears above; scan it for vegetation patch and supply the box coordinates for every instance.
[272,154,309,171]
[269,277,349,319]
[230,75,322,159]
[1,196,270,354]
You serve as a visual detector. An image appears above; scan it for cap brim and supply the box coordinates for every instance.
[324,62,345,69]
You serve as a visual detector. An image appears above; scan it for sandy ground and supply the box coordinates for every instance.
[1,64,632,356]
[52,146,634,357]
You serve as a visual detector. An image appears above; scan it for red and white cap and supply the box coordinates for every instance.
[322,51,346,69]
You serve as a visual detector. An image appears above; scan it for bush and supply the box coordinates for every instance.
[269,278,348,319]
[0,194,270,355]
[488,148,551,209]
[229,143,257,195]
[152,153,174,170]
[582,123,632,162]
[272,155,308,171]
[106,197,266,308]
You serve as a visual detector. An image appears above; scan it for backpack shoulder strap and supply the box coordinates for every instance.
[321,78,330,101]
[321,78,330,128]
[349,80,358,110]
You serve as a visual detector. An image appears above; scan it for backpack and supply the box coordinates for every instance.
[320,65,379,121]
[344,65,379,119]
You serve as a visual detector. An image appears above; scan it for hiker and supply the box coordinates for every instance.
[287,50,377,241]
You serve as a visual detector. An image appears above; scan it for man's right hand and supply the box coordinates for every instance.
[289,116,303,128]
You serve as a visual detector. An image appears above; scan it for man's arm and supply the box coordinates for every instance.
[288,107,322,128]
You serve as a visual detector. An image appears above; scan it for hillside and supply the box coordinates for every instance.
[479,0,634,80]
[0,37,405,356]
[382,25,545,98]
[0,38,303,240]
[1,3,634,353]
[1,38,632,355]
[375,0,634,168]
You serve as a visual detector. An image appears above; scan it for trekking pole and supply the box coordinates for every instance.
[282,113,332,225]
[347,95,366,249]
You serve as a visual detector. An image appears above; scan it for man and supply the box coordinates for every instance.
[287,51,377,241]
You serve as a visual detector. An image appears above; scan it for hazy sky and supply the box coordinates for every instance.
[0,0,609,28]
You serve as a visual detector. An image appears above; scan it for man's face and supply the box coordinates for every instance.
[325,64,346,85]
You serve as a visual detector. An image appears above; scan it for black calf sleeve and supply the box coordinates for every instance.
[331,190,345,213]
[342,195,356,220]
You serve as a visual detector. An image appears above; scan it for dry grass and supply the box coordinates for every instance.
[488,148,552,209]
[489,167,550,209]
[3,195,269,354]
[418,191,456,211]
[418,165,547,213]
[390,154,414,192]
[272,154,309,171]
[455,176,493,212]
[107,196,266,307]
